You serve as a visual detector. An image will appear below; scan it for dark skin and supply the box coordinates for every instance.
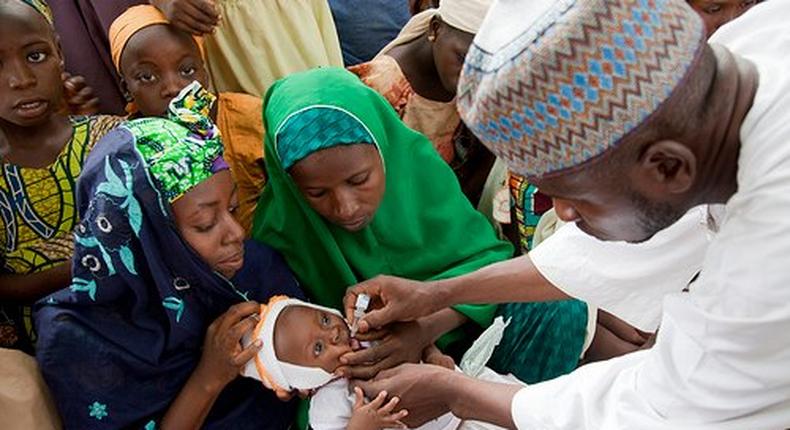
[161,172,261,429]
[274,306,410,430]
[274,305,354,374]
[345,44,759,428]
[0,3,95,298]
[388,17,495,203]
[150,0,221,36]
[289,144,468,379]
[688,0,759,37]
[119,24,210,118]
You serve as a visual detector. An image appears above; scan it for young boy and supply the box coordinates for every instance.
[243,296,518,430]
[0,0,122,352]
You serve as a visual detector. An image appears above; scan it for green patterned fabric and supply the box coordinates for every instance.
[488,300,588,384]
[276,107,374,170]
[131,81,223,203]
[19,0,53,25]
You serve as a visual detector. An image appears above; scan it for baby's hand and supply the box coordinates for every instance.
[348,387,408,430]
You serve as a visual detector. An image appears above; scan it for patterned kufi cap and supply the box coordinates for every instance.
[458,0,706,179]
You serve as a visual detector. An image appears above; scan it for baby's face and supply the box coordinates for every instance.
[274,305,353,373]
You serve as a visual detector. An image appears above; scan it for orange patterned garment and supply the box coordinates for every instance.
[349,55,459,163]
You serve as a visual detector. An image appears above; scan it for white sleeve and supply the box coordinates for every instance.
[510,158,790,429]
[309,380,354,430]
[528,206,710,332]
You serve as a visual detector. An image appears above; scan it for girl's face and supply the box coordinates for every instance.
[172,171,246,279]
[688,0,759,37]
[0,3,64,127]
[120,24,209,117]
[289,144,386,232]
[430,19,475,97]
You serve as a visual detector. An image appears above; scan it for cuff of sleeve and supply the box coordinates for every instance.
[511,387,550,429]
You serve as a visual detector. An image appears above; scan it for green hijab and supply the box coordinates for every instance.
[251,68,512,330]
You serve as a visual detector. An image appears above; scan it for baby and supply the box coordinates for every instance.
[243,296,518,430]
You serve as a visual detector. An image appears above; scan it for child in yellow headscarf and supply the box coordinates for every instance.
[109,5,266,233]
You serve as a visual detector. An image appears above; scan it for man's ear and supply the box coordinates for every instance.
[633,140,697,196]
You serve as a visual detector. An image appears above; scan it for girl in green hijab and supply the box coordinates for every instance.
[252,68,588,384]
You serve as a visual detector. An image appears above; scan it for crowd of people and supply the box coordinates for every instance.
[0,0,786,429]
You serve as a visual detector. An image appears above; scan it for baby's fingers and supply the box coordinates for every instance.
[367,390,388,409]
[381,410,409,428]
[353,386,365,409]
[378,396,400,414]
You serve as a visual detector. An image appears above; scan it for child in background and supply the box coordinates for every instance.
[151,0,343,96]
[243,296,518,430]
[109,4,265,232]
[0,0,122,353]
[35,82,304,429]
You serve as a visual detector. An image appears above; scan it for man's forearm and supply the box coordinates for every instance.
[440,371,521,429]
[433,255,569,310]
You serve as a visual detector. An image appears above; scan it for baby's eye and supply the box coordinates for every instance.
[320,314,330,326]
[313,341,324,357]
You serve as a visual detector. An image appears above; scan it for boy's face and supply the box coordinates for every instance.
[0,3,64,127]
[172,171,246,279]
[120,24,209,117]
[274,305,353,373]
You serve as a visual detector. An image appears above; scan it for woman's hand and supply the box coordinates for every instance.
[150,0,220,35]
[339,320,430,380]
[344,275,444,334]
[62,73,99,115]
[194,301,261,393]
[348,388,408,430]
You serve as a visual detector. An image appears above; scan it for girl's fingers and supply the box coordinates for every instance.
[231,338,261,366]
[378,396,400,414]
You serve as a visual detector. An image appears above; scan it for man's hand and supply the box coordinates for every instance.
[344,275,445,334]
[150,0,220,35]
[354,363,454,428]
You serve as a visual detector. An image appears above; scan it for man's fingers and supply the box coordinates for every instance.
[230,313,258,341]
[353,378,384,399]
[358,307,397,332]
[341,340,392,365]
[353,328,388,342]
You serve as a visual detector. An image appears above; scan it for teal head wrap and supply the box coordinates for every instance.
[275,107,375,170]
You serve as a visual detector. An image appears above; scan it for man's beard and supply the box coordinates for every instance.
[628,191,685,243]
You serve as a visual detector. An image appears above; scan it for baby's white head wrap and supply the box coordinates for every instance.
[242,296,343,391]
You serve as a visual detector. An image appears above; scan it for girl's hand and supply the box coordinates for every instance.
[348,388,408,430]
[62,73,99,115]
[339,321,429,380]
[195,301,261,393]
[150,0,220,35]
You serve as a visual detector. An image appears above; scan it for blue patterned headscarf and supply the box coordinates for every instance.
[34,86,304,429]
